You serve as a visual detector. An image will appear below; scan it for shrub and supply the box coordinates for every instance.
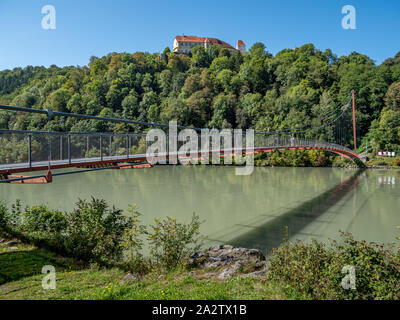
[147,214,203,271]
[0,200,7,228]
[63,198,133,265]
[8,200,23,230]
[0,198,205,272]
[22,205,66,234]
[121,205,150,274]
[332,156,353,167]
[266,232,400,299]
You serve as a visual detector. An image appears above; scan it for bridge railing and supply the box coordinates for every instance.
[0,130,357,168]
[0,130,148,167]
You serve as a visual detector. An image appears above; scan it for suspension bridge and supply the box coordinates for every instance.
[0,91,362,183]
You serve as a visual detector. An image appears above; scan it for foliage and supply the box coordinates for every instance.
[0,198,134,265]
[1,46,399,154]
[21,205,66,234]
[63,198,133,265]
[0,198,203,272]
[0,241,289,300]
[366,156,400,167]
[0,200,7,228]
[254,149,332,167]
[266,232,400,299]
[147,214,203,271]
[121,205,149,274]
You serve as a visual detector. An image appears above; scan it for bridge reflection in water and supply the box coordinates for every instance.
[214,169,365,253]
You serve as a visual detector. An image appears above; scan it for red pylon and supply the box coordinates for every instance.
[352,90,357,153]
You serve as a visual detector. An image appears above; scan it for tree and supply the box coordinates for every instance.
[183,73,201,96]
[210,56,231,74]
[385,82,400,111]
[209,93,237,129]
[191,46,209,68]
[160,98,192,125]
[47,88,70,112]
[121,90,139,119]
[167,54,190,73]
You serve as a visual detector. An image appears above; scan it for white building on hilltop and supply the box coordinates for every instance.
[173,35,246,54]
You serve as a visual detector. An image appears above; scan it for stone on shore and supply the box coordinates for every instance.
[189,245,267,279]
[121,273,140,284]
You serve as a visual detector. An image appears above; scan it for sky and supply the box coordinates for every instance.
[0,0,399,70]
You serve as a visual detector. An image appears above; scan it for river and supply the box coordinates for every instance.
[1,166,399,253]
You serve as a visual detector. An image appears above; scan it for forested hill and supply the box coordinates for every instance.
[0,43,399,153]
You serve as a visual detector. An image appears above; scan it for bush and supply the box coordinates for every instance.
[0,198,136,266]
[255,150,333,167]
[22,205,66,234]
[63,198,133,265]
[0,198,204,271]
[121,205,150,274]
[266,232,400,299]
[147,214,203,271]
[332,156,353,167]
[0,200,7,228]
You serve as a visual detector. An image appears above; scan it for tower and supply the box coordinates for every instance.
[236,40,246,53]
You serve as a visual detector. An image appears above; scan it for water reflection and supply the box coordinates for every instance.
[0,166,399,252]
[228,170,365,252]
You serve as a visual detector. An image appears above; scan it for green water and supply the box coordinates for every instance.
[1,166,399,252]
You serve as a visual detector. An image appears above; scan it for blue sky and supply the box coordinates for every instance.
[0,0,399,70]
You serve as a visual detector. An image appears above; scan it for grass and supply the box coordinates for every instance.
[0,240,291,300]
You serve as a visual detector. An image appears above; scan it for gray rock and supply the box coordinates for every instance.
[240,269,267,278]
[189,244,265,269]
[121,273,139,284]
[4,239,19,247]
[255,261,266,269]
[218,261,243,280]
[204,272,217,278]
[240,261,271,278]
[9,246,19,251]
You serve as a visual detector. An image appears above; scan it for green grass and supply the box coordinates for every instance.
[0,242,291,300]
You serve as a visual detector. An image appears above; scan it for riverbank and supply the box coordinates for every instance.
[0,237,289,300]
[1,182,399,300]
[1,231,399,300]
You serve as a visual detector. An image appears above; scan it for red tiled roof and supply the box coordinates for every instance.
[175,35,235,50]
[237,40,245,46]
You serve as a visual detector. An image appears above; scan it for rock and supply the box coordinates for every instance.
[9,246,19,251]
[121,273,139,284]
[204,272,217,279]
[157,274,165,280]
[240,269,267,278]
[240,261,271,278]
[218,261,243,280]
[255,261,266,269]
[189,244,265,269]
[4,239,19,247]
